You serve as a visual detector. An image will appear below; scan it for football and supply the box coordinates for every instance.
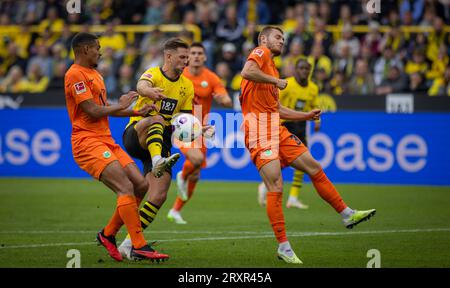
[171,113,202,142]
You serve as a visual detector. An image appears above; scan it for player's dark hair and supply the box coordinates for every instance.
[258,26,284,45]
[163,38,189,52]
[71,32,98,52]
[190,42,205,52]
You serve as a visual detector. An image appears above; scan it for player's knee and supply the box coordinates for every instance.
[306,159,322,176]
[191,155,204,168]
[117,178,135,196]
[265,176,283,192]
[151,115,165,125]
[135,179,148,197]
[190,171,200,182]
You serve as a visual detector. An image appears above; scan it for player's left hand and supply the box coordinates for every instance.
[308,109,321,121]
[202,125,215,139]
[135,103,158,116]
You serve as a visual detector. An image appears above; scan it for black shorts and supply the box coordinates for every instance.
[122,122,173,175]
[282,121,307,146]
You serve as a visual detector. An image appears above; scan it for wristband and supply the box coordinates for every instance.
[133,110,140,116]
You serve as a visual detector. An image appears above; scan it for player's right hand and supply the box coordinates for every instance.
[119,91,138,109]
[276,79,288,90]
[146,87,167,101]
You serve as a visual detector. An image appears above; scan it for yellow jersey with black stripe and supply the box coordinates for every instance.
[280,77,320,123]
[128,67,194,127]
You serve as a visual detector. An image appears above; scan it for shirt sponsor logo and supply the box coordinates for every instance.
[74,81,86,94]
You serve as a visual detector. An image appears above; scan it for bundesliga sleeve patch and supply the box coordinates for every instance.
[74,81,87,94]
[143,73,153,79]
[252,48,264,57]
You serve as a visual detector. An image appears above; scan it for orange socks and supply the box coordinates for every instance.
[172,179,197,211]
[311,169,347,213]
[117,195,146,249]
[266,192,287,243]
[103,195,144,237]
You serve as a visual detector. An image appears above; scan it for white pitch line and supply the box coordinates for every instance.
[1,228,450,250]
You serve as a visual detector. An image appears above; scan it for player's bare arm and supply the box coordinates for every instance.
[241,60,287,90]
[279,103,321,121]
[79,91,138,119]
[136,79,167,101]
[213,92,232,107]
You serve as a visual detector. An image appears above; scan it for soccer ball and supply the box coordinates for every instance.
[171,113,202,142]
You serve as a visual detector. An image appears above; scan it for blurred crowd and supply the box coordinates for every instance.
[0,0,449,97]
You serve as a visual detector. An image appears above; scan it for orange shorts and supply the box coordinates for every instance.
[179,145,207,169]
[72,136,134,180]
[245,125,308,171]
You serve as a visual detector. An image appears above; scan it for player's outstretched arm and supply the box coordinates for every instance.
[79,91,138,119]
[241,60,287,90]
[136,79,166,101]
[213,93,232,107]
[279,103,321,121]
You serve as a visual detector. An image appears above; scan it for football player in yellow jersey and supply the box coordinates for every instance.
[117,38,196,260]
[258,58,320,209]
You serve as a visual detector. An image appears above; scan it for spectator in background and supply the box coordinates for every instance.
[281,40,304,78]
[312,18,332,57]
[399,0,425,24]
[313,67,329,93]
[405,48,428,76]
[334,24,360,59]
[143,0,164,25]
[329,71,346,96]
[286,16,313,56]
[318,1,332,24]
[376,65,408,95]
[379,25,408,60]
[25,61,49,93]
[216,5,245,48]
[348,59,375,95]
[408,72,428,92]
[27,44,53,79]
[0,41,27,76]
[116,64,136,94]
[282,5,297,34]
[218,42,242,76]
[426,17,448,62]
[373,46,403,85]
[308,42,332,79]
[0,65,27,93]
[237,0,271,25]
[97,61,117,95]
[38,6,64,39]
[98,22,126,57]
[13,24,32,59]
[48,61,67,90]
[361,21,381,58]
[215,61,232,89]
[333,45,355,80]
[428,66,450,97]
[137,45,163,77]
[426,44,449,81]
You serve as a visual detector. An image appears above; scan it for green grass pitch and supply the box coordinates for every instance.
[1,178,450,268]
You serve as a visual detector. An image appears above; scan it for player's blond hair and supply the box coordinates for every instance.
[257,26,284,46]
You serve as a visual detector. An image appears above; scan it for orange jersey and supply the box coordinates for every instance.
[64,64,111,143]
[183,67,227,124]
[240,46,280,118]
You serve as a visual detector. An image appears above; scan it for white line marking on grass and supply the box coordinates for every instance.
[1,228,450,249]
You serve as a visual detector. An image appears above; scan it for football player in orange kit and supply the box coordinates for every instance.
[240,26,376,264]
[167,42,232,224]
[64,32,168,262]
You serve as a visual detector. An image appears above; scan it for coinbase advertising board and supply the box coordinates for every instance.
[0,109,449,185]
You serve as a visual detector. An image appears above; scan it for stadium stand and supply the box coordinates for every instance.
[0,0,448,103]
